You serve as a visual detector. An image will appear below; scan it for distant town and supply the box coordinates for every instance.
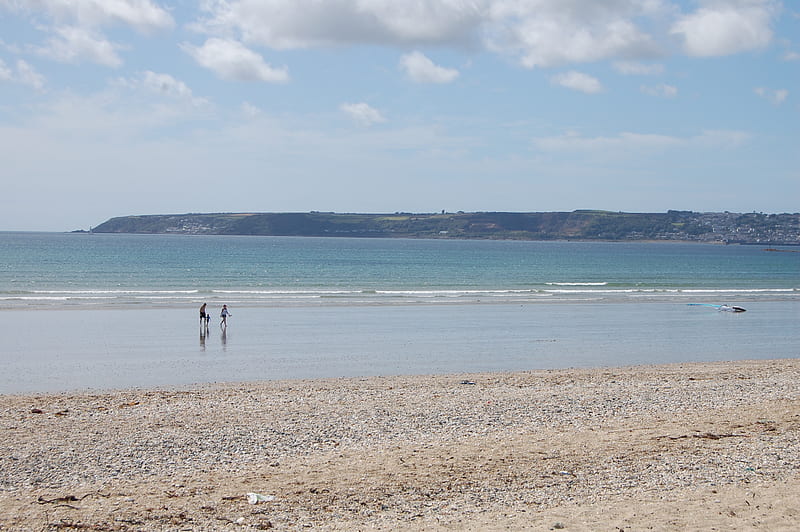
[90,210,800,245]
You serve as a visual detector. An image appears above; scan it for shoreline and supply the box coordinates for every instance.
[4,295,799,314]
[2,358,799,530]
[3,301,800,396]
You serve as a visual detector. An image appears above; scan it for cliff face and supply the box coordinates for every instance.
[91,211,800,244]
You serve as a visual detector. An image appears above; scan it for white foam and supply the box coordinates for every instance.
[679,288,796,293]
[213,289,360,295]
[546,282,608,286]
[33,290,199,295]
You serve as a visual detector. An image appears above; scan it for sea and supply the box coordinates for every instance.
[1,232,797,394]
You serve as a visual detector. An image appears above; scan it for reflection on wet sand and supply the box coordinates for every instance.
[1,302,798,394]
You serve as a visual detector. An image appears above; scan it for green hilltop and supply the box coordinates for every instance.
[91,211,800,245]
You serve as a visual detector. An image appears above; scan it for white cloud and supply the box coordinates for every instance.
[13,0,174,33]
[193,0,667,68]
[533,130,680,152]
[20,82,216,141]
[37,25,123,67]
[241,101,262,118]
[114,71,209,108]
[400,51,459,84]
[696,129,751,147]
[550,71,603,94]
[671,0,778,57]
[783,51,800,61]
[185,0,791,70]
[754,87,788,105]
[182,38,289,83]
[340,102,386,126]
[613,61,664,75]
[532,129,750,152]
[485,1,664,68]
[641,83,677,98]
[0,58,46,91]
[2,1,173,70]
[193,0,482,49]
[15,60,46,91]
[2,0,786,88]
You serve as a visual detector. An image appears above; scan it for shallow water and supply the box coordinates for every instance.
[2,233,798,309]
[2,233,797,393]
[2,300,797,394]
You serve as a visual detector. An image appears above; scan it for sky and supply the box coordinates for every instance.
[0,0,798,231]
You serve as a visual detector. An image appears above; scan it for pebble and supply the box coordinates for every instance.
[1,359,798,530]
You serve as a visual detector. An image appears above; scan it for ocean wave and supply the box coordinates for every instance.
[213,289,361,295]
[1,285,796,309]
[543,288,675,294]
[32,290,200,295]
[678,288,797,293]
[546,282,608,286]
[374,289,536,296]
[1,296,73,301]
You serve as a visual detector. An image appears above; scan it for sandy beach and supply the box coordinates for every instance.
[1,359,798,531]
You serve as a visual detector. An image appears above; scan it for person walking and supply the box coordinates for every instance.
[220,304,232,328]
[199,303,209,328]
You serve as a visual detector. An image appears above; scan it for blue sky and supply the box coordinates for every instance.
[1,0,797,231]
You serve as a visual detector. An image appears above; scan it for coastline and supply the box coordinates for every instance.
[88,211,800,245]
[2,359,799,530]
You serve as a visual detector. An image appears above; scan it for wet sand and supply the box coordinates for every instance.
[3,301,799,395]
[1,359,799,530]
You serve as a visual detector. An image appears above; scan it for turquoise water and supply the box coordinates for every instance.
[0,233,797,393]
[1,232,798,308]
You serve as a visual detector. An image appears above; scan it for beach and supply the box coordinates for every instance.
[3,301,799,395]
[1,359,798,530]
